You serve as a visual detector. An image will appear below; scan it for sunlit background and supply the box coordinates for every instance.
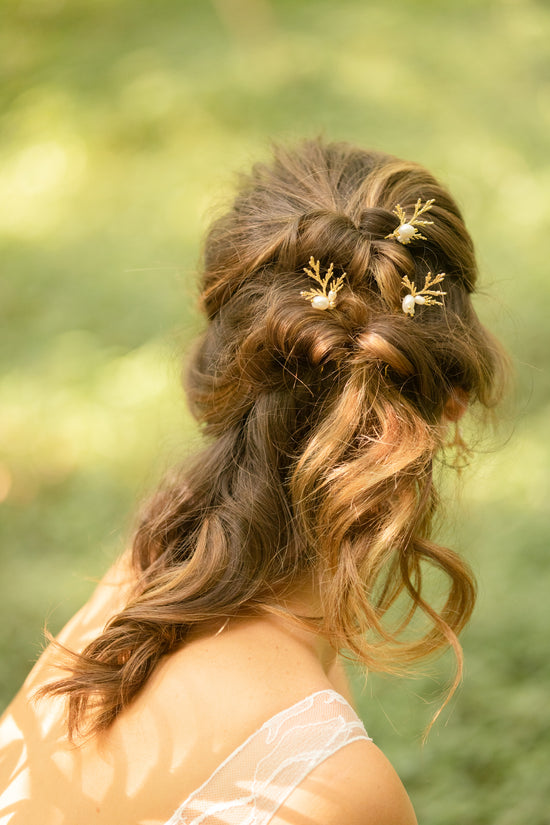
[1,0,549,822]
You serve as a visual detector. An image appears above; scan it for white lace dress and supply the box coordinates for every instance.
[162,689,372,825]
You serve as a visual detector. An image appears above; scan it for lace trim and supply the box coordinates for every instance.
[163,689,372,825]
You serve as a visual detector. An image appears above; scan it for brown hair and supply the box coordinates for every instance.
[43,139,507,737]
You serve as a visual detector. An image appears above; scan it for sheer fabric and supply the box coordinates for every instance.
[163,689,372,825]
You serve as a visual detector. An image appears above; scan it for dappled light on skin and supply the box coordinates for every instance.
[0,688,200,824]
[0,713,29,797]
[0,562,204,824]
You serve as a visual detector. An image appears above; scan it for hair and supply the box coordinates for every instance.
[42,139,508,738]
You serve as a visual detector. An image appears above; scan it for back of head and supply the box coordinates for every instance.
[46,140,508,737]
[185,136,504,633]
[197,140,494,422]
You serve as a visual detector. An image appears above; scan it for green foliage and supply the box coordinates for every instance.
[1,1,549,822]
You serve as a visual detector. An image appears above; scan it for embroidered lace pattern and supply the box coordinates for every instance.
[162,689,372,825]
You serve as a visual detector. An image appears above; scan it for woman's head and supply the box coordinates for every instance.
[178,135,504,645]
[44,140,508,736]
[191,140,498,427]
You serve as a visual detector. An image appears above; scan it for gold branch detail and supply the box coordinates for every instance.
[401,271,446,317]
[386,198,435,244]
[300,257,347,310]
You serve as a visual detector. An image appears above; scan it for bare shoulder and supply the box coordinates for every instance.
[270,739,418,825]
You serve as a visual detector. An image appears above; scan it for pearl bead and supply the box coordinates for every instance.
[311,294,330,310]
[414,295,426,305]
[396,223,416,243]
[402,294,416,315]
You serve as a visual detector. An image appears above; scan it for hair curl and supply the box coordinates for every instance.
[43,139,507,737]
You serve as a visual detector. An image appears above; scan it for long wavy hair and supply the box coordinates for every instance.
[43,139,507,738]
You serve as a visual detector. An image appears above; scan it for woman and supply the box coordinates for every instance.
[0,140,506,824]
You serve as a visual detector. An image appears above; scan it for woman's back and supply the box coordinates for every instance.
[0,560,415,824]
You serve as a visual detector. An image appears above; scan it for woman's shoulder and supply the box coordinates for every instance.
[144,624,415,825]
[87,614,357,820]
[135,612,341,740]
[270,738,418,825]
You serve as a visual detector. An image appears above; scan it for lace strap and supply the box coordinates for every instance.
[164,689,372,825]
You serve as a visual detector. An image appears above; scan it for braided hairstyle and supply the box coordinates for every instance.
[44,140,507,737]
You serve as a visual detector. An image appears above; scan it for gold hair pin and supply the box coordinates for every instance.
[386,198,435,245]
[401,271,446,317]
[300,257,347,310]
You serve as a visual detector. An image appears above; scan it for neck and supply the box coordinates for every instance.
[187,573,338,676]
[262,574,338,675]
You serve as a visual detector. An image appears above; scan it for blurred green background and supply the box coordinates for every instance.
[1,0,549,822]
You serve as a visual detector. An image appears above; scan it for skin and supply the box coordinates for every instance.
[0,556,417,825]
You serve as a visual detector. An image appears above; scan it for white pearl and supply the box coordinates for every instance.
[311,294,330,310]
[402,294,416,315]
[414,295,426,304]
[327,290,338,308]
[396,223,416,243]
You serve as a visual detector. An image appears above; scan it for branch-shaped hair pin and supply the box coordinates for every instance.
[401,271,446,317]
[386,198,435,244]
[300,257,347,310]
